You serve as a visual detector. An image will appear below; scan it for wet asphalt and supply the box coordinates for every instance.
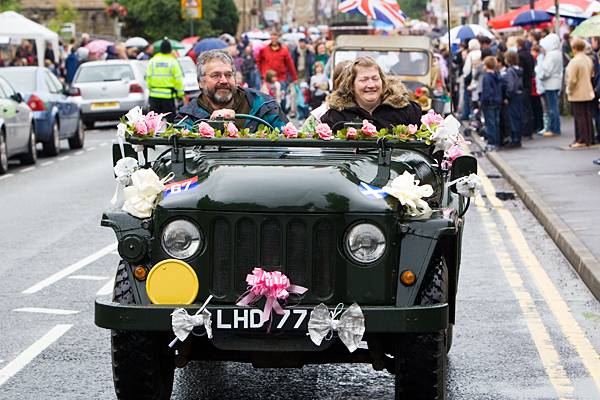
[0,126,599,399]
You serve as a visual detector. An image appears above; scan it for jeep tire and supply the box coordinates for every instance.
[111,261,175,400]
[394,255,448,400]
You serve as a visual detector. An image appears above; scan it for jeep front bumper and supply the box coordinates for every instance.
[95,298,448,333]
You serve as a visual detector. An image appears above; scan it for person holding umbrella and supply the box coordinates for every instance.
[145,38,185,122]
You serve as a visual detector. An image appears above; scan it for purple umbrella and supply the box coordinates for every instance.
[193,38,228,55]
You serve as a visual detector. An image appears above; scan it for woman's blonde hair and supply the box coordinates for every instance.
[333,56,390,105]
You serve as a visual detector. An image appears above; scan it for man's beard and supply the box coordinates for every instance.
[207,84,233,105]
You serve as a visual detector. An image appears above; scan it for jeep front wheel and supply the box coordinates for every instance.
[394,255,448,400]
[111,261,175,400]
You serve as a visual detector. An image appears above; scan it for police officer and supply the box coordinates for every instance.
[145,38,184,122]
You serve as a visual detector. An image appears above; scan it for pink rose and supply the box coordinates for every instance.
[315,123,333,140]
[361,119,377,137]
[346,127,357,140]
[421,109,444,127]
[407,124,418,135]
[283,122,298,138]
[134,120,148,136]
[226,122,239,138]
[143,111,168,134]
[198,122,215,138]
[445,144,464,161]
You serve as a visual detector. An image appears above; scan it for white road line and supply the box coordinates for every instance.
[0,324,72,387]
[99,142,109,147]
[22,242,117,294]
[58,155,69,161]
[87,146,96,151]
[13,307,79,315]
[0,174,13,180]
[96,277,115,296]
[74,151,84,156]
[20,167,35,173]
[68,275,109,281]
[40,161,54,167]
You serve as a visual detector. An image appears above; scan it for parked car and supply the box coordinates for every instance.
[0,76,35,175]
[177,56,200,100]
[71,60,148,130]
[0,66,84,156]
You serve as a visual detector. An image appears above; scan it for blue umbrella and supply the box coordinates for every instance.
[513,10,552,27]
[443,24,494,44]
[193,38,228,55]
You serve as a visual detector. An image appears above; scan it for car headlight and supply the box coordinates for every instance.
[344,223,386,264]
[161,219,202,259]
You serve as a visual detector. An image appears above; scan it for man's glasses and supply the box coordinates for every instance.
[205,72,234,80]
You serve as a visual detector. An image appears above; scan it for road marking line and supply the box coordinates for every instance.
[0,324,72,386]
[13,307,79,315]
[22,242,117,294]
[87,146,96,151]
[99,142,108,147]
[74,151,84,156]
[0,174,13,180]
[58,155,69,161]
[40,161,54,167]
[478,167,600,394]
[96,277,115,296]
[478,203,575,399]
[68,275,108,281]
[20,167,35,173]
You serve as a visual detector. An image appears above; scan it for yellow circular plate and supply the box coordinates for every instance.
[146,259,199,304]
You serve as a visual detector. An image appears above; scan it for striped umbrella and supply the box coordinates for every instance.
[572,15,600,36]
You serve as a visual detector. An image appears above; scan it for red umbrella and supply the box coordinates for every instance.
[181,36,200,45]
[85,39,113,55]
[488,0,597,29]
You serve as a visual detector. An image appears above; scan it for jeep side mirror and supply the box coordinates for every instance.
[449,155,477,194]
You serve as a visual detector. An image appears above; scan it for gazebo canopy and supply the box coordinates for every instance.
[0,11,59,66]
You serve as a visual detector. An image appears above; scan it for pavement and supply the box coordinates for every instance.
[471,116,600,301]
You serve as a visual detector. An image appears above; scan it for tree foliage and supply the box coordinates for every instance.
[119,0,239,41]
[48,0,79,33]
[0,0,20,12]
[400,0,428,20]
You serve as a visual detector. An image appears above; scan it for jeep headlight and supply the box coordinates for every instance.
[344,223,386,264]
[161,219,202,259]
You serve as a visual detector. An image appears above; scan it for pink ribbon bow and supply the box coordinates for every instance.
[236,267,308,329]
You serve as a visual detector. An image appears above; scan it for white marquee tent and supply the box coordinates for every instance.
[0,11,59,66]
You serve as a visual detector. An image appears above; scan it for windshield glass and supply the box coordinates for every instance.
[334,50,429,76]
[0,69,36,92]
[74,65,135,83]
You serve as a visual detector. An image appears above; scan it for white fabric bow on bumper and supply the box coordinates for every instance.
[307,303,366,353]
[169,295,214,347]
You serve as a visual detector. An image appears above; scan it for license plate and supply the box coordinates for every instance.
[91,101,119,110]
[214,308,309,330]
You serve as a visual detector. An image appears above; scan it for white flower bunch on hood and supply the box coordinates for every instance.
[430,114,462,152]
[383,171,434,216]
[124,106,144,125]
[122,168,166,218]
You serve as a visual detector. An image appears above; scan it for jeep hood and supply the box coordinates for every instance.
[156,149,441,213]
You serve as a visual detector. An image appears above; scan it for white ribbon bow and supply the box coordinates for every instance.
[121,169,173,218]
[169,295,214,347]
[111,157,138,207]
[307,303,366,353]
[448,173,482,198]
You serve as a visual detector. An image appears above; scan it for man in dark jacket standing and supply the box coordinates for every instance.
[175,50,288,131]
[517,38,535,138]
[291,38,315,83]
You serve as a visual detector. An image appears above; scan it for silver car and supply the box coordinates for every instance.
[71,60,148,129]
[0,76,35,175]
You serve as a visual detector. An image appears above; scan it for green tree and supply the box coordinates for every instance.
[0,0,20,12]
[48,0,79,33]
[400,0,427,20]
[210,0,239,36]
[119,0,235,41]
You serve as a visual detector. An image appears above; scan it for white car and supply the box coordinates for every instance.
[71,60,148,129]
[177,56,200,99]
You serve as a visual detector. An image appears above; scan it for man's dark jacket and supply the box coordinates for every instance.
[321,81,422,131]
[518,48,535,92]
[480,71,503,107]
[175,87,288,131]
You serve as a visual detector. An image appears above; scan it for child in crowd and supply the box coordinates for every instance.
[261,69,282,104]
[480,56,503,151]
[309,61,328,110]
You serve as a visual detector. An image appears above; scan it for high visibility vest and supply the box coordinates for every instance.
[145,53,184,99]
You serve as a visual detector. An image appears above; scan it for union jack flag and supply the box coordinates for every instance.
[338,0,406,28]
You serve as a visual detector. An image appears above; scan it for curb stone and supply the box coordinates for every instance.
[471,134,600,302]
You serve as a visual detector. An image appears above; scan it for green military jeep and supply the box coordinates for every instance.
[95,112,477,400]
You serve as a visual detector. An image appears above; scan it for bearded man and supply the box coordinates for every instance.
[175,50,288,131]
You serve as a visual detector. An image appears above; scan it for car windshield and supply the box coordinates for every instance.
[179,58,196,74]
[334,50,429,76]
[0,69,36,92]
[75,64,135,83]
